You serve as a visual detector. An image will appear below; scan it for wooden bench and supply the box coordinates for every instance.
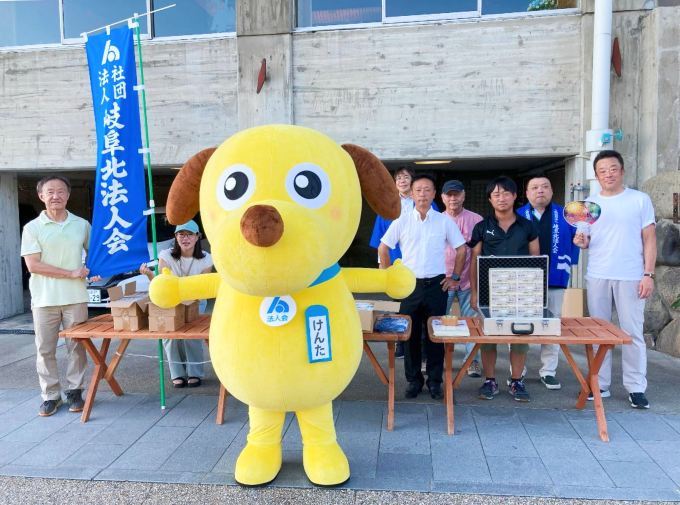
[61,313,411,429]
[428,317,633,442]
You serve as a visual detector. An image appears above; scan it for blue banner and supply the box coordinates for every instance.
[85,26,149,277]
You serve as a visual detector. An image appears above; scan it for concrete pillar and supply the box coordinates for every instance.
[236,0,294,129]
[0,173,24,319]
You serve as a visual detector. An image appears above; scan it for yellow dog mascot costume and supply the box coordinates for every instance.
[150,125,415,486]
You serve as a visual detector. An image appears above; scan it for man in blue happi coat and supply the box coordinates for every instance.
[517,173,580,390]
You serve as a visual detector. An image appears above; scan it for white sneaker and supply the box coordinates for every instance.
[587,389,611,400]
[467,360,482,378]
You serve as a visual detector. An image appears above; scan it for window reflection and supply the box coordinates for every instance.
[386,0,477,18]
[297,0,381,28]
[0,0,60,47]
[63,0,149,39]
[154,0,236,37]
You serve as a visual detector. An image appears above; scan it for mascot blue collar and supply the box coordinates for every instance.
[308,263,341,288]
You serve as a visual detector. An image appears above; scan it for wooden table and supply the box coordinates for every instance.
[60,314,228,425]
[363,314,412,431]
[61,313,411,429]
[428,317,633,442]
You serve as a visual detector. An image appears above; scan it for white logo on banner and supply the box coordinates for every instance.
[101,40,120,65]
[260,296,296,327]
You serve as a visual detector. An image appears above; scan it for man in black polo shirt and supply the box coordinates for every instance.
[469,176,540,402]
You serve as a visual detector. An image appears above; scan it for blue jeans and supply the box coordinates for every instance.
[446,289,480,363]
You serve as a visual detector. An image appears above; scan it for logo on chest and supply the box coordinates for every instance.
[260,296,297,327]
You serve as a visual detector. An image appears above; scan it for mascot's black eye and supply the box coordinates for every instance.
[285,162,331,209]
[293,171,322,200]
[224,171,249,201]
[216,164,256,211]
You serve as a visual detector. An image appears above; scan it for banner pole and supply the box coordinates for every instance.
[133,14,165,410]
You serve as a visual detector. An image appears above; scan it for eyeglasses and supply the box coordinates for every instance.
[177,233,196,239]
[596,167,622,175]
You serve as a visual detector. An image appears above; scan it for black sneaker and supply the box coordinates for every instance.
[395,342,404,359]
[405,382,423,399]
[540,375,561,390]
[65,389,85,412]
[587,389,611,401]
[629,393,649,409]
[509,380,531,402]
[506,375,525,387]
[478,380,499,400]
[39,398,63,417]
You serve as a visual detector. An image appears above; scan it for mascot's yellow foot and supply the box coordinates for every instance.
[234,443,282,486]
[303,442,350,486]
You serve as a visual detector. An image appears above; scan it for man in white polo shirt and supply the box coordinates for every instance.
[21,176,94,417]
[574,150,656,409]
[378,174,466,400]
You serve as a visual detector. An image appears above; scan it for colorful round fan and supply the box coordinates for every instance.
[564,201,601,234]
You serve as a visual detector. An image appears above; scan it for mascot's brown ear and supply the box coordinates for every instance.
[341,144,400,220]
[166,147,217,225]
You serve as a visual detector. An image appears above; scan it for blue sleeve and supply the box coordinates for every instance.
[431,201,439,212]
[369,216,390,249]
[569,225,580,264]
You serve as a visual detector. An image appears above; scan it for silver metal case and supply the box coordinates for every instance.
[476,255,561,336]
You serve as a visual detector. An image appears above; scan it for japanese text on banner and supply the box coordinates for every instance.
[85,26,149,277]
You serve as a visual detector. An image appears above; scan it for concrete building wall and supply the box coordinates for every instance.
[0,174,23,319]
[292,16,583,160]
[0,38,239,171]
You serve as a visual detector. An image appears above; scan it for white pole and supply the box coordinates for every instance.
[585,0,614,196]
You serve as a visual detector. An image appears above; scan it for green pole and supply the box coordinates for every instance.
[133,14,165,409]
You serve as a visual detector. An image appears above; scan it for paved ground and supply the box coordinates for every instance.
[1,304,680,502]
[2,478,676,505]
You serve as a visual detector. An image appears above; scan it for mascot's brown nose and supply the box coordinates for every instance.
[240,205,284,247]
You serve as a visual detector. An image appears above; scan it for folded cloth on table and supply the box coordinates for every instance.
[374,317,409,334]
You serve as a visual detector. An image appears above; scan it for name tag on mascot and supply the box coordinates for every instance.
[305,305,332,363]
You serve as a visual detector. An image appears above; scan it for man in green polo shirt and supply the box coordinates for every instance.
[21,176,94,417]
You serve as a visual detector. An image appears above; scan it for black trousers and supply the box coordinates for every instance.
[399,274,447,386]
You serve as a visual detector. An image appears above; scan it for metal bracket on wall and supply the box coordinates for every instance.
[673,193,678,224]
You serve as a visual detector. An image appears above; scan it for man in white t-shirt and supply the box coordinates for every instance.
[378,174,466,400]
[574,150,656,409]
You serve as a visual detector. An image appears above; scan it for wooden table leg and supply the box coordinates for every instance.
[363,342,389,385]
[206,338,229,425]
[104,338,131,383]
[587,344,612,442]
[216,385,228,425]
[445,343,455,435]
[576,344,596,409]
[79,338,121,423]
[560,344,590,410]
[453,343,481,389]
[387,341,395,431]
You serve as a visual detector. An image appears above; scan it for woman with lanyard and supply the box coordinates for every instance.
[140,220,213,388]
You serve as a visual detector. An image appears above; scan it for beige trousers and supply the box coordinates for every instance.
[32,303,88,401]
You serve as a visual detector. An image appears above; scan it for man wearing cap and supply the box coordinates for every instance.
[378,175,466,400]
[441,180,484,377]
[21,176,97,417]
[517,173,579,390]
[141,220,213,388]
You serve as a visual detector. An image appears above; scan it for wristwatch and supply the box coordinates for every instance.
[643,273,655,279]
[451,273,461,281]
